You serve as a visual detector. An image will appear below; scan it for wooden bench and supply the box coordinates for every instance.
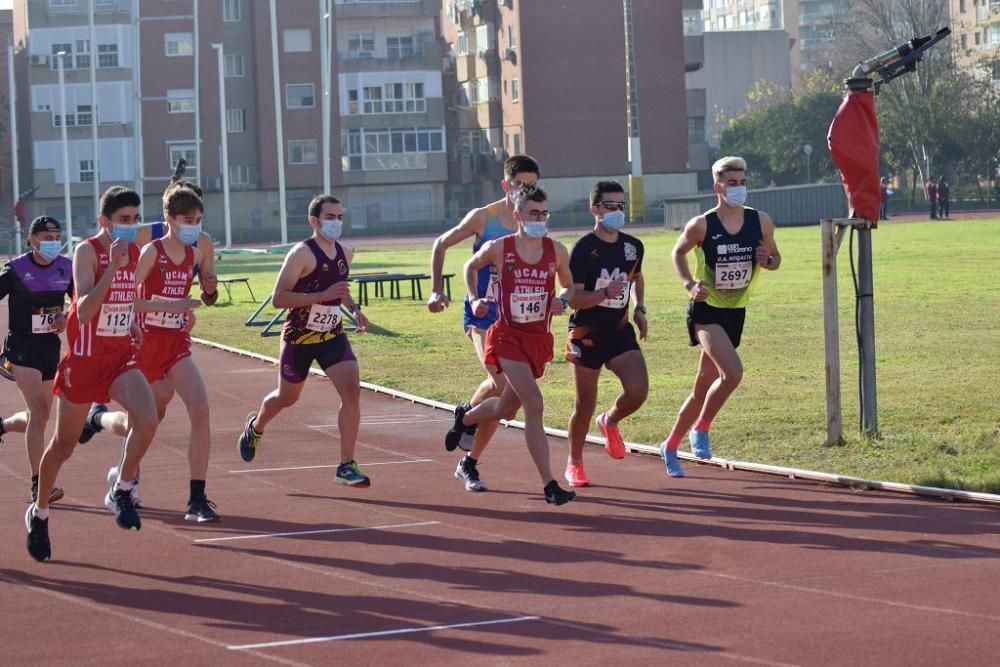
[194,276,256,302]
[352,273,453,306]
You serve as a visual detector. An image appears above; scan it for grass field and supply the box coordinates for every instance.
[194,218,1000,493]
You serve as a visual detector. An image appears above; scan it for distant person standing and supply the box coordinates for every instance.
[925,177,938,219]
[937,176,950,219]
[879,177,890,220]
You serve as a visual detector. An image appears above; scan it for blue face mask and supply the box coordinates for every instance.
[723,186,748,207]
[523,221,548,238]
[601,210,626,231]
[111,224,138,243]
[177,222,201,246]
[37,240,63,261]
[319,219,343,241]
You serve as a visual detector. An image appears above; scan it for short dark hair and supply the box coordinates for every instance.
[308,194,342,219]
[590,180,625,206]
[100,186,141,218]
[513,184,547,211]
[163,186,204,218]
[503,154,540,181]
[167,179,203,198]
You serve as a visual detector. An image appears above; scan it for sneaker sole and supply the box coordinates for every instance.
[545,491,577,506]
[597,414,627,460]
[455,470,488,492]
[334,478,371,488]
[564,476,591,488]
[185,513,221,523]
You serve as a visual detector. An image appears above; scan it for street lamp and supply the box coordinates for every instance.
[212,43,232,249]
[803,142,813,184]
[57,51,74,252]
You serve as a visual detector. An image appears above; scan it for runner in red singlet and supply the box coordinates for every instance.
[26,186,161,562]
[444,186,577,505]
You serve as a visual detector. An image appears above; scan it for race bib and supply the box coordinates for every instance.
[594,277,630,309]
[306,303,341,332]
[510,291,548,324]
[31,307,62,334]
[96,303,133,337]
[715,261,752,290]
[145,295,186,330]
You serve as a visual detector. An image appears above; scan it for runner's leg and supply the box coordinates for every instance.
[664,350,718,450]
[164,357,210,481]
[467,327,504,458]
[324,360,361,464]
[567,363,600,464]
[12,366,52,476]
[499,359,555,484]
[605,350,649,424]
[110,369,159,482]
[253,374,307,432]
[694,324,743,424]
[34,397,90,511]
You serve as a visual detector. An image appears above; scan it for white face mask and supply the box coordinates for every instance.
[601,210,626,231]
[723,185,747,207]
[319,219,343,241]
[523,221,548,238]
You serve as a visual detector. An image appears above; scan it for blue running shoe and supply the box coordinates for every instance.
[660,443,685,477]
[689,430,712,459]
[335,460,371,488]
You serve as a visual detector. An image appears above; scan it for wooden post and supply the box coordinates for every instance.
[821,219,844,445]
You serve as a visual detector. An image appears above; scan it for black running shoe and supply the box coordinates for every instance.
[446,403,471,452]
[544,480,577,506]
[185,495,220,523]
[108,487,141,531]
[78,403,108,444]
[238,411,262,463]
[25,505,51,562]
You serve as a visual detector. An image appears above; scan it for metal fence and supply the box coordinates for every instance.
[662,183,849,229]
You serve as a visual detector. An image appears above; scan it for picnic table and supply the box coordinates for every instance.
[352,273,454,307]
[193,276,256,302]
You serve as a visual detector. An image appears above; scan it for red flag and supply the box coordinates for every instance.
[14,198,25,227]
[828,91,880,222]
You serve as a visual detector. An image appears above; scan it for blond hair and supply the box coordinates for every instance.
[712,156,747,183]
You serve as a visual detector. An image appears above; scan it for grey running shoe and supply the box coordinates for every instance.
[455,456,488,492]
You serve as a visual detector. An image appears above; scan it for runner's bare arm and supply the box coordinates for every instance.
[464,239,499,317]
[197,232,219,304]
[632,272,648,340]
[428,207,487,310]
[552,241,574,315]
[673,215,709,300]
[754,212,781,271]
[132,244,201,313]
[73,241,116,323]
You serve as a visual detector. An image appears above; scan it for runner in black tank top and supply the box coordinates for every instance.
[660,157,781,477]
[237,195,374,488]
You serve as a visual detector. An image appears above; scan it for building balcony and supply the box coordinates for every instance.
[338,41,443,73]
[335,0,439,20]
[339,152,448,185]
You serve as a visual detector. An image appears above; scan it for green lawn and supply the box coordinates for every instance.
[196,218,1000,493]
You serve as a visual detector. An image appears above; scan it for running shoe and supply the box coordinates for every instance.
[689,430,712,460]
[106,487,141,531]
[455,456,487,492]
[78,403,108,444]
[660,443,685,478]
[25,505,51,562]
[597,412,626,460]
[445,403,471,452]
[0,353,15,381]
[564,462,591,488]
[543,480,576,506]
[185,495,220,523]
[335,460,371,487]
[30,481,65,504]
[106,466,143,508]
[238,411,262,462]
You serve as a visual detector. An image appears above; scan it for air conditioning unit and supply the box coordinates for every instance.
[503,48,517,64]
[30,54,47,66]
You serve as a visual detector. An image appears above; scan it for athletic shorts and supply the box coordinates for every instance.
[565,323,641,370]
[2,332,62,381]
[687,300,746,349]
[483,323,554,379]
[137,332,192,383]
[463,298,498,334]
[54,348,140,404]
[279,334,356,384]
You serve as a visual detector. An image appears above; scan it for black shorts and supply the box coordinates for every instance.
[279,334,356,384]
[687,301,746,349]
[2,332,62,381]
[566,323,641,370]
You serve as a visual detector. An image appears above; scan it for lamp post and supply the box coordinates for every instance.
[57,51,74,252]
[8,42,21,251]
[212,43,232,249]
[268,0,288,244]
[803,143,813,184]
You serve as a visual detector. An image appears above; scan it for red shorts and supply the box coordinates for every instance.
[137,332,192,383]
[54,347,140,404]
[484,324,554,379]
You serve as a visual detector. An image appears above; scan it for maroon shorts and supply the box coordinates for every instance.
[54,348,139,404]
[137,332,192,383]
[483,324,554,379]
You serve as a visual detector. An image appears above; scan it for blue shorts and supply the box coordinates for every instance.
[462,298,498,332]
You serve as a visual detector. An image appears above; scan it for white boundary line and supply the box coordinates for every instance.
[227,615,541,650]
[193,336,1000,507]
[228,459,432,474]
[192,520,440,543]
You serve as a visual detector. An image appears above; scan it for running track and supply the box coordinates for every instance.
[2,342,999,666]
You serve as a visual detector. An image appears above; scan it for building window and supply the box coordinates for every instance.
[224,53,245,77]
[229,164,253,186]
[383,82,425,113]
[961,34,968,50]
[226,108,246,133]
[76,104,93,126]
[346,32,375,58]
[288,139,318,165]
[283,28,312,53]
[50,44,72,69]
[386,35,417,59]
[79,159,94,183]
[223,0,241,22]
[342,127,445,171]
[512,132,522,155]
[363,86,383,113]
[457,31,468,55]
[511,78,519,102]
[167,90,195,114]
[49,0,77,7]
[97,44,119,68]
[475,77,498,103]
[168,145,197,174]
[74,39,90,69]
[165,33,194,57]
[960,0,966,11]
[286,83,315,108]
[475,23,495,53]
[507,26,517,48]
[687,117,705,144]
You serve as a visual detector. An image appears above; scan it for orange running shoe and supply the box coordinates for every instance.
[597,412,626,459]
[564,462,591,488]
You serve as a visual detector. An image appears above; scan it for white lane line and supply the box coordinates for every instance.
[227,615,541,650]
[228,459,432,474]
[193,520,440,544]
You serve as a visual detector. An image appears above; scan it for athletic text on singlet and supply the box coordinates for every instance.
[0,253,73,337]
[694,207,763,309]
[282,238,350,345]
[568,231,644,333]
[140,239,195,333]
[495,235,557,334]
[65,237,140,357]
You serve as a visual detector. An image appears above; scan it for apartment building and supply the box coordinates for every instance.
[442,0,695,215]
[951,0,1000,86]
[13,0,449,241]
